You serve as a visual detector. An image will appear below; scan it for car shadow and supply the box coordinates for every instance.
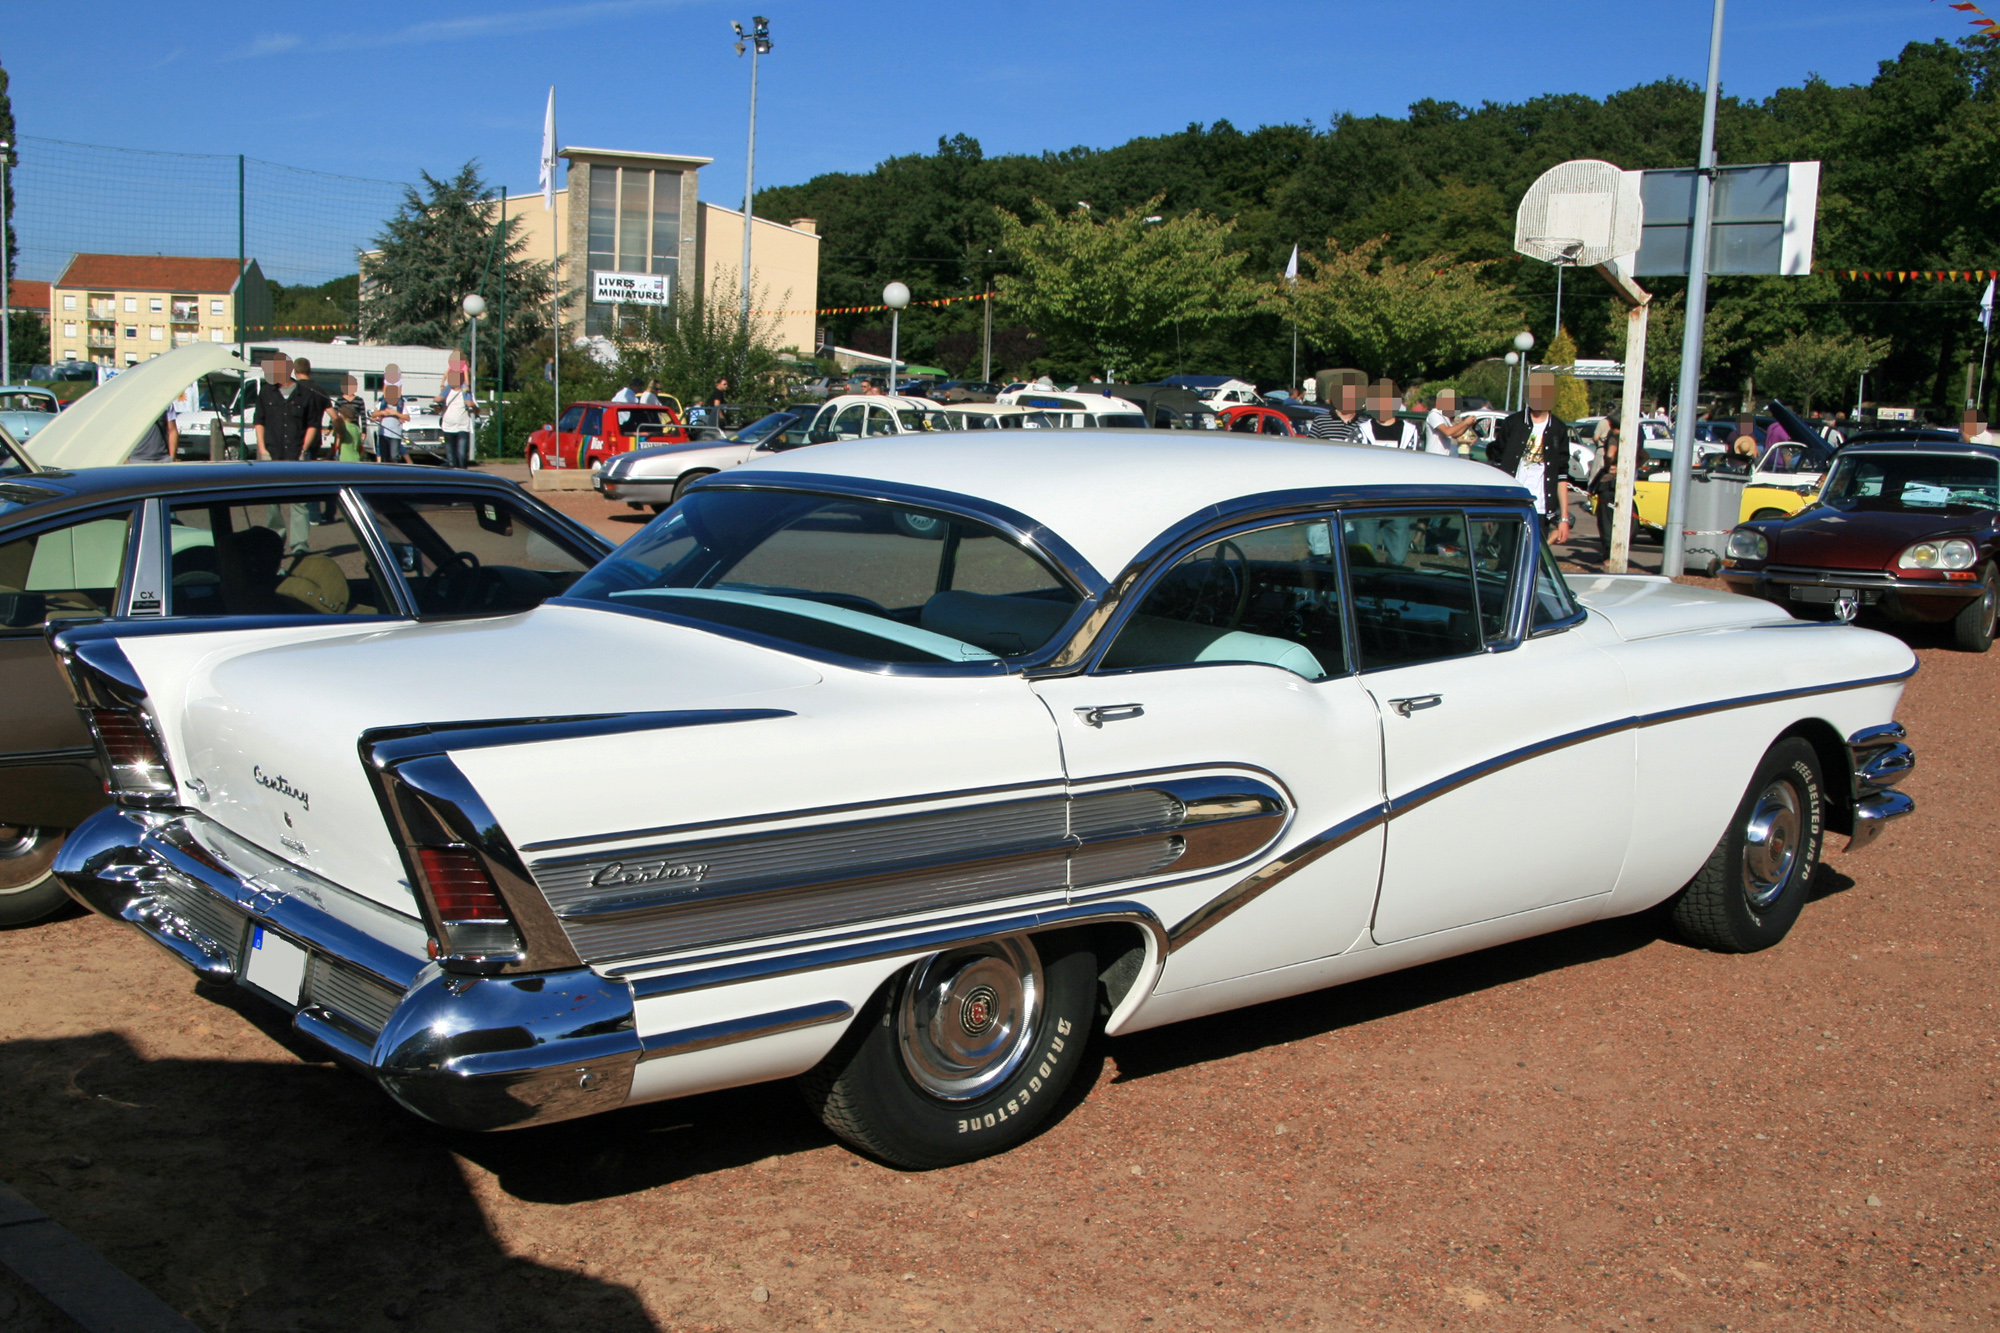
[0,1031,659,1332]
[1106,909,1670,1084]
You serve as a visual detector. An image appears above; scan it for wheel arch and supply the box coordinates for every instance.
[1779,717,1852,838]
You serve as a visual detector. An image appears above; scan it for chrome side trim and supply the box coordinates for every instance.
[637,999,854,1062]
[627,901,1168,1000]
[1167,665,1922,949]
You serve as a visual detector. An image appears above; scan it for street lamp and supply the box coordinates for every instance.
[732,16,772,332]
[1504,351,1520,413]
[463,293,487,461]
[1513,331,1535,413]
[883,282,911,394]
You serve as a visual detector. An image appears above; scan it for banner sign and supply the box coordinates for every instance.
[592,271,671,306]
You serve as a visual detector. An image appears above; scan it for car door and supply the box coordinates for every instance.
[1029,513,1388,991]
[0,504,138,828]
[578,407,606,466]
[1347,508,1634,945]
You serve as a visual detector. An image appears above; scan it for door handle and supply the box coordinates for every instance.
[1387,694,1443,717]
[1074,703,1144,728]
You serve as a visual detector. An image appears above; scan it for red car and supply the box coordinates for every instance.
[1218,404,1305,436]
[527,402,688,476]
[1721,433,2000,652]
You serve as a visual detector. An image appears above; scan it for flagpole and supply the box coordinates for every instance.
[1979,278,1995,409]
[543,86,561,465]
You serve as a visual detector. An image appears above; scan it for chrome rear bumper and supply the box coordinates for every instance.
[54,806,641,1130]
[1846,723,1916,851]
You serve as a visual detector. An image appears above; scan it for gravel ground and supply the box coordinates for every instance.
[2,472,1994,1333]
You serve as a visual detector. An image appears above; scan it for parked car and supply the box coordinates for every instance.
[1219,404,1305,436]
[0,386,64,447]
[0,354,615,927]
[1721,432,1998,650]
[50,433,1915,1168]
[524,402,689,476]
[1096,385,1219,430]
[597,407,820,510]
[1008,391,1148,428]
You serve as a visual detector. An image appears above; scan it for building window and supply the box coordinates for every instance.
[210,299,225,315]
[63,323,77,338]
[64,350,75,360]
[149,297,164,312]
[586,165,682,336]
[124,354,138,366]
[149,326,164,341]
[124,326,138,339]
[63,295,77,311]
[123,297,137,313]
[210,329,227,343]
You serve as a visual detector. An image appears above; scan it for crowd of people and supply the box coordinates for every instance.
[246,353,481,469]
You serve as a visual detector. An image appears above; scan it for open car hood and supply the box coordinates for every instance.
[26,344,246,470]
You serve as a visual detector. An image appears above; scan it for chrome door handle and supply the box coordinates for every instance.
[1388,694,1442,717]
[1075,703,1144,728]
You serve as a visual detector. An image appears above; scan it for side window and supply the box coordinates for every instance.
[1342,510,1481,669]
[1261,414,1290,436]
[167,494,393,617]
[865,406,897,436]
[1100,518,1344,680]
[0,509,134,630]
[1229,413,1258,433]
[1532,542,1582,630]
[362,492,594,616]
[580,407,604,437]
[831,405,866,439]
[558,405,585,433]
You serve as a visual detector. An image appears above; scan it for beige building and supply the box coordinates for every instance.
[500,146,821,357]
[50,255,271,369]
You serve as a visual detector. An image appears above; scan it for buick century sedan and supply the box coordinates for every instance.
[53,434,1916,1167]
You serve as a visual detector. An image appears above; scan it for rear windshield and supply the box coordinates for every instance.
[1821,453,1999,512]
[566,489,1082,665]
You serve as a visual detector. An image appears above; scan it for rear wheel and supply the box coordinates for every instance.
[800,932,1097,1168]
[1951,563,1996,653]
[1669,737,1824,953]
[671,471,714,504]
[0,826,69,927]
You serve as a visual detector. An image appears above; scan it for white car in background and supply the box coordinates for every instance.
[997,390,1148,429]
[598,407,819,510]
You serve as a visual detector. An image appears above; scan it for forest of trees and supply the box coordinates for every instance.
[757,37,2000,416]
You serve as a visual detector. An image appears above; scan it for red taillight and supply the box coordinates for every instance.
[419,847,510,921]
[89,707,175,799]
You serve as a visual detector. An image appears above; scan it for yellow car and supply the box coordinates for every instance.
[1623,474,1817,533]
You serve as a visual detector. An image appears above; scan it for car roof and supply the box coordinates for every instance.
[1838,438,2000,459]
[727,431,1530,579]
[0,461,533,523]
[1842,429,1965,445]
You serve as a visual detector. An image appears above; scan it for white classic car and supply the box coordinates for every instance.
[52,435,1916,1168]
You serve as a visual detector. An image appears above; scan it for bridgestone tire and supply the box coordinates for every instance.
[1951,564,1996,653]
[672,471,713,504]
[0,827,69,927]
[799,933,1097,1169]
[1669,737,1825,953]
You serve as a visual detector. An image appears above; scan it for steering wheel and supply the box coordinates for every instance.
[423,549,482,610]
[1194,539,1252,630]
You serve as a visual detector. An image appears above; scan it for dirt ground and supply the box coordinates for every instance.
[3,476,1996,1333]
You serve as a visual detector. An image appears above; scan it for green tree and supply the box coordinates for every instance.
[995,196,1255,381]
[1545,328,1592,420]
[1755,330,1891,414]
[610,271,791,410]
[1274,237,1519,383]
[360,162,551,379]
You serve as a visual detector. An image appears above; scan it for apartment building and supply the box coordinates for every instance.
[50,254,272,368]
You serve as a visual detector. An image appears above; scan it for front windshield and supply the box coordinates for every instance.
[1820,453,1999,513]
[567,489,1083,665]
[732,410,803,444]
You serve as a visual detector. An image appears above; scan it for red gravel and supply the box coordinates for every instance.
[1,497,1994,1332]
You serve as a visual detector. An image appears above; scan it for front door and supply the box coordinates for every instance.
[1030,513,1387,991]
[1343,509,1635,945]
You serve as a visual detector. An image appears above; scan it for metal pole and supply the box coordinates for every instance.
[497,191,506,459]
[552,167,561,464]
[237,154,246,360]
[981,279,993,383]
[1,145,11,383]
[1978,325,1991,408]
[1662,0,1727,578]
[468,318,478,463]
[1553,265,1565,345]
[739,39,759,331]
[1855,369,1865,420]
[889,308,899,395]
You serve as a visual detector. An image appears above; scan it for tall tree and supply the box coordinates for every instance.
[995,196,1254,381]
[1755,330,1891,414]
[1274,237,1519,384]
[360,162,551,377]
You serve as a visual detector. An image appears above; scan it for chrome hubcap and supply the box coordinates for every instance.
[896,935,1042,1101]
[1741,781,1802,911]
[0,824,51,893]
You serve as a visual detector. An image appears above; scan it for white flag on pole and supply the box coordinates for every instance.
[1982,276,1994,332]
[1284,243,1299,285]
[539,87,558,211]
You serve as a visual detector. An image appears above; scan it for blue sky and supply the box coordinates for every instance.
[3,0,1978,281]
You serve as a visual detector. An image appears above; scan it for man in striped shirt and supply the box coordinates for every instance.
[1309,378,1366,442]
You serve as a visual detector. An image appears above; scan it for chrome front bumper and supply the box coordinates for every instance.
[1846,723,1916,851]
[54,806,641,1130]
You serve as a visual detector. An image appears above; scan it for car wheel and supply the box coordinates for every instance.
[1950,563,1997,653]
[0,825,70,927]
[671,471,714,504]
[1749,508,1788,521]
[891,510,949,540]
[799,932,1097,1169]
[1668,737,1825,953]
[527,451,543,476]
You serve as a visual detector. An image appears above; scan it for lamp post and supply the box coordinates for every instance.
[732,16,772,333]
[1504,351,1520,413]
[1511,332,1535,411]
[884,281,910,394]
[0,139,10,382]
[463,293,487,461]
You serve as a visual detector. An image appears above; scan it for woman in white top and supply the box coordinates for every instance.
[436,369,478,469]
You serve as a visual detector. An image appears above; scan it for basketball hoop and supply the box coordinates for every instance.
[1516,161,1642,341]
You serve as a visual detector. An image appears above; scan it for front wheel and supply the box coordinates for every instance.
[1749,508,1789,521]
[1668,737,1825,953]
[527,451,543,477]
[799,932,1097,1168]
[1951,563,1996,652]
[0,826,70,927]
[671,471,714,504]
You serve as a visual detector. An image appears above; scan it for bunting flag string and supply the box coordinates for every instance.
[1833,269,2000,282]
[1939,0,2000,40]
[751,291,996,317]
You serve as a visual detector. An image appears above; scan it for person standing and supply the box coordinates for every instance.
[1359,379,1421,449]
[611,377,643,404]
[288,358,331,457]
[1309,378,1367,442]
[331,374,368,455]
[640,379,663,405]
[254,355,317,461]
[436,368,477,469]
[372,385,409,463]
[1586,433,1627,557]
[1422,388,1474,456]
[1490,371,1573,544]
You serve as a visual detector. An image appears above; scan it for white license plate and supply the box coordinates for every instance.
[1790,585,1856,604]
[242,925,308,1005]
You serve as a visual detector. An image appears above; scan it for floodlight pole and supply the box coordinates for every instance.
[1663,0,1727,578]
[1,141,11,383]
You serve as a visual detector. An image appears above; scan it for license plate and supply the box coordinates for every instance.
[242,925,308,1005]
[1790,585,1856,604]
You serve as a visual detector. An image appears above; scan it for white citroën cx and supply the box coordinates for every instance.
[54,432,1916,1168]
